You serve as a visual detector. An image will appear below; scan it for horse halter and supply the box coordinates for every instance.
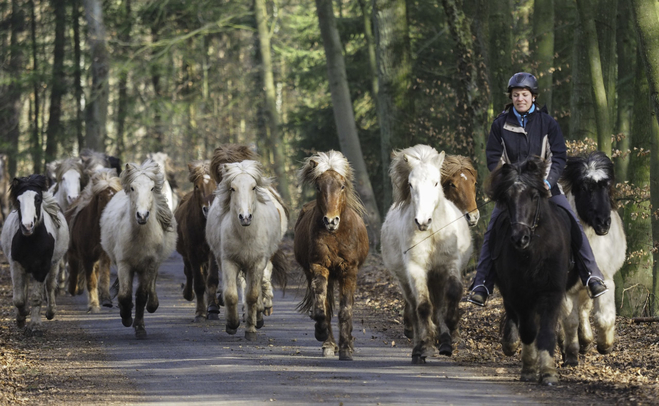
[508,194,540,233]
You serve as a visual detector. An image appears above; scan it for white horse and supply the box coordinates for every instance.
[559,152,626,363]
[100,159,177,339]
[205,160,287,340]
[0,175,69,334]
[147,152,179,213]
[49,158,86,213]
[381,145,473,363]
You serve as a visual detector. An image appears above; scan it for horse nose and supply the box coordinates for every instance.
[67,194,77,204]
[466,210,480,227]
[21,220,35,234]
[239,213,253,226]
[414,217,432,231]
[512,232,530,250]
[323,216,340,231]
[136,211,150,224]
[202,206,209,218]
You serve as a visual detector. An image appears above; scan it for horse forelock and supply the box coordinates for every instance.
[10,174,48,209]
[122,159,173,231]
[390,145,442,207]
[488,159,547,203]
[562,152,616,208]
[299,151,365,217]
[80,149,108,172]
[56,158,85,184]
[441,155,476,185]
[216,160,273,216]
[67,169,121,222]
[210,144,260,184]
[188,160,211,184]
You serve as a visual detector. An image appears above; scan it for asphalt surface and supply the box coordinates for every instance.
[55,253,554,405]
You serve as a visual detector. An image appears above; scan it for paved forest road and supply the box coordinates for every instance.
[55,254,556,405]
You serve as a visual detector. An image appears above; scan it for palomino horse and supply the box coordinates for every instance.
[0,175,69,334]
[205,160,288,340]
[146,152,180,213]
[490,157,579,385]
[66,169,121,312]
[206,144,288,319]
[100,160,176,339]
[381,145,472,363]
[295,150,369,360]
[174,160,219,322]
[441,155,480,227]
[559,151,626,361]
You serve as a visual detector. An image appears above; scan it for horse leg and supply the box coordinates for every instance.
[337,271,356,360]
[117,264,134,328]
[518,313,539,382]
[191,257,207,323]
[435,273,462,357]
[561,291,580,367]
[403,301,414,339]
[593,278,616,354]
[98,253,113,308]
[243,262,265,341]
[133,271,149,339]
[322,292,338,358]
[500,311,520,356]
[408,263,436,363]
[86,259,101,313]
[222,260,241,335]
[146,269,159,314]
[44,262,58,321]
[577,288,594,353]
[67,255,81,296]
[536,298,561,385]
[11,266,29,329]
[309,264,330,343]
[26,276,45,336]
[182,257,194,301]
[206,254,220,319]
[261,261,274,316]
[57,257,67,294]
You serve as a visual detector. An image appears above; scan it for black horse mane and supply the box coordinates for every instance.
[560,151,616,208]
[486,156,549,203]
[9,174,48,209]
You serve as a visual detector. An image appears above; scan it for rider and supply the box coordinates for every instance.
[467,72,608,306]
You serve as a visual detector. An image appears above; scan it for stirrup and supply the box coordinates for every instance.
[467,285,490,307]
[586,276,608,299]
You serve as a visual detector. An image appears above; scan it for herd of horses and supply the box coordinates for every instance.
[0,143,626,386]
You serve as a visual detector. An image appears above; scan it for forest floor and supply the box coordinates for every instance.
[1,242,659,405]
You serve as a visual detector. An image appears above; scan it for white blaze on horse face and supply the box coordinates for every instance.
[61,169,82,204]
[231,174,257,227]
[17,190,39,235]
[409,162,442,232]
[585,162,608,182]
[130,175,155,225]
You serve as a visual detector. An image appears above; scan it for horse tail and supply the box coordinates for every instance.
[296,282,314,315]
[270,248,288,293]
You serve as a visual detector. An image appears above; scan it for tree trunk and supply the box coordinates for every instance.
[2,0,24,178]
[576,0,611,155]
[532,0,554,111]
[72,0,83,151]
[115,0,131,160]
[617,58,653,317]
[487,0,511,113]
[29,0,40,173]
[631,0,659,315]
[84,0,109,152]
[372,0,413,210]
[314,0,382,244]
[150,26,164,151]
[357,0,378,100]
[254,0,291,205]
[614,0,635,183]
[44,0,66,164]
[569,14,597,141]
[595,0,617,122]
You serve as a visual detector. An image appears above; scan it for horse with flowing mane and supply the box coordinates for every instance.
[205,160,288,340]
[100,160,177,339]
[174,160,218,322]
[0,175,69,334]
[50,157,87,213]
[489,157,579,385]
[441,155,480,227]
[559,151,626,361]
[66,169,122,312]
[146,152,180,213]
[295,150,369,360]
[381,145,472,363]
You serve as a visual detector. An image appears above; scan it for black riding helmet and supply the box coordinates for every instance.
[507,72,539,95]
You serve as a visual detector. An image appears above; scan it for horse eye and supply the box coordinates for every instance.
[435,182,439,187]
[252,186,256,190]
[316,185,320,192]
[230,187,235,192]
[151,187,154,191]
[130,187,134,192]
[409,183,413,190]
[194,185,199,190]
[341,185,345,190]
[450,183,457,188]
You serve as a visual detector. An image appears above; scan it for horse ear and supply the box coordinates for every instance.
[187,163,194,173]
[221,163,229,176]
[309,159,318,169]
[12,177,20,188]
[435,151,446,169]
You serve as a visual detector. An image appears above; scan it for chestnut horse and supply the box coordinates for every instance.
[174,160,218,322]
[66,169,121,312]
[441,155,480,227]
[295,150,369,360]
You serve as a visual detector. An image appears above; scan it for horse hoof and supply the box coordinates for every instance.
[263,307,272,316]
[193,316,206,323]
[520,372,537,382]
[256,319,264,329]
[404,329,414,339]
[339,350,353,361]
[208,304,220,314]
[245,331,257,341]
[135,326,147,339]
[438,342,453,357]
[226,324,239,335]
[540,373,559,386]
[122,317,133,328]
[314,324,329,342]
[562,359,579,368]
[207,312,219,321]
[183,290,194,302]
[411,354,426,364]
[597,344,613,355]
[46,309,56,320]
[101,299,113,308]
[501,342,519,356]
[24,327,43,337]
[146,302,159,313]
[88,306,100,314]
[16,319,26,329]
[322,347,336,357]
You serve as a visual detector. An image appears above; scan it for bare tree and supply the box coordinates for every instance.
[84,0,109,152]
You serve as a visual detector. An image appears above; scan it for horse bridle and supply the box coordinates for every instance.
[508,194,541,233]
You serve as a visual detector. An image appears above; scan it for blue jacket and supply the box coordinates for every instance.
[485,104,567,195]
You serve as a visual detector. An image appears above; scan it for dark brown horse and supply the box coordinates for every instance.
[294,150,369,361]
[204,144,260,314]
[441,155,480,227]
[66,169,122,312]
[174,160,218,322]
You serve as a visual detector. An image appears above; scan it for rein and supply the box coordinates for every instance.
[403,200,494,254]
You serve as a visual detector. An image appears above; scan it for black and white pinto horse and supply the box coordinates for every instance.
[489,157,579,385]
[559,151,626,361]
[0,175,69,334]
